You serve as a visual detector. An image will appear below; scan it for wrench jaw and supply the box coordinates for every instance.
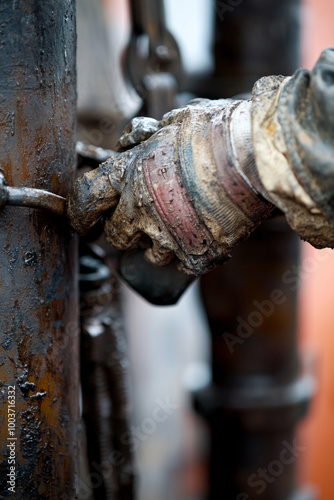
[118,250,195,306]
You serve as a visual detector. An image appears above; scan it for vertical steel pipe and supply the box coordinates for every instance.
[0,2,79,498]
[197,220,314,500]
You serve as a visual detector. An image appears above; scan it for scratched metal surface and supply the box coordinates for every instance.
[0,2,79,498]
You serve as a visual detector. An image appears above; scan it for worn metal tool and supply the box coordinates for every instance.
[0,140,119,217]
[0,172,66,216]
[0,152,192,305]
[0,142,119,216]
[4,49,334,308]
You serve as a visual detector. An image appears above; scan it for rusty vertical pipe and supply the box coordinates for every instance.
[0,2,78,499]
[197,220,314,500]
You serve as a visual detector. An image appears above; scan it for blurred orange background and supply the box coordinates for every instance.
[299,2,334,497]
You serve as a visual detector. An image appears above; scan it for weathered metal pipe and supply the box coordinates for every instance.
[197,2,314,499]
[0,2,79,498]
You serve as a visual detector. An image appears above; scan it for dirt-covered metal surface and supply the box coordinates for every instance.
[0,2,79,498]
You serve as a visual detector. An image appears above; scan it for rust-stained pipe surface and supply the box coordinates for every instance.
[0,2,79,499]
